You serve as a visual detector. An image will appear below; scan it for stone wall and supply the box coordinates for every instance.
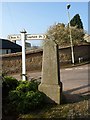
[59,45,90,64]
[1,49,43,74]
[0,45,90,74]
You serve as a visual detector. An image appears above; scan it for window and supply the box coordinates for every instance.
[0,49,11,54]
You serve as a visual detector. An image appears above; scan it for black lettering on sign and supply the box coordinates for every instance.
[39,35,42,38]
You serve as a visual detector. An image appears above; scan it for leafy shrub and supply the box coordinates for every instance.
[16,81,38,92]
[25,91,45,108]
[2,76,19,97]
[9,90,45,113]
[9,80,45,113]
[9,90,25,102]
[3,76,45,114]
[2,76,19,116]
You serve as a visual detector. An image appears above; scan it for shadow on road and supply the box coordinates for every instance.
[63,84,90,103]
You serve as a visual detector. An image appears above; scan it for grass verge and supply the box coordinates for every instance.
[18,95,90,119]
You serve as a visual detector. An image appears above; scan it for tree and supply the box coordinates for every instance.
[45,23,85,47]
[70,14,83,29]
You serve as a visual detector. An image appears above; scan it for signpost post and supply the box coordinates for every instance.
[20,29,27,81]
[8,30,46,81]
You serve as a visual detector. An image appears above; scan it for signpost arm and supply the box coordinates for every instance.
[20,29,27,81]
[8,32,46,81]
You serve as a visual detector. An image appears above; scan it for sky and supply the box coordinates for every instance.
[1,1,89,46]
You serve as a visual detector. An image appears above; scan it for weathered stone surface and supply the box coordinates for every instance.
[39,84,62,104]
[39,40,62,104]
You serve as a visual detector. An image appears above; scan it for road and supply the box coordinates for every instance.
[12,64,90,97]
[60,64,89,96]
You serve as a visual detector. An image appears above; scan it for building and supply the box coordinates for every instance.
[84,34,90,43]
[25,42,31,50]
[0,38,22,54]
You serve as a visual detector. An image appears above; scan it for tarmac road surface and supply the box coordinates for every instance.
[12,64,90,97]
[60,64,89,97]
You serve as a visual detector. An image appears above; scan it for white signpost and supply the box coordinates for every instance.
[8,34,21,43]
[26,34,46,40]
[8,34,46,41]
[8,30,46,81]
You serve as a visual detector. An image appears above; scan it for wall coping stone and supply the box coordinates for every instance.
[0,48,43,58]
[0,44,89,58]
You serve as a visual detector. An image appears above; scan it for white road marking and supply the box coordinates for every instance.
[65,68,73,71]
[75,68,78,70]
[65,66,89,71]
[75,67,88,70]
[78,68,83,70]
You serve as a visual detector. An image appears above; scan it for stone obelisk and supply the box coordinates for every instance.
[39,40,62,104]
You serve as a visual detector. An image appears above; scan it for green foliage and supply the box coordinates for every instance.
[2,76,19,97]
[70,14,83,29]
[16,81,38,92]
[2,76,19,116]
[8,80,45,114]
[9,90,25,102]
[3,76,45,115]
[26,91,45,108]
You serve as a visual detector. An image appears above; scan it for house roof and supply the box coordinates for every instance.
[0,38,22,49]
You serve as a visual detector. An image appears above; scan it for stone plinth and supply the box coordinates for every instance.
[39,40,62,104]
[39,84,62,104]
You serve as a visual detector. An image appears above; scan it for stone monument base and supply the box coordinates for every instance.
[38,82,62,104]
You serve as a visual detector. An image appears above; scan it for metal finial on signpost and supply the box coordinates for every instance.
[20,29,27,81]
[20,29,27,33]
